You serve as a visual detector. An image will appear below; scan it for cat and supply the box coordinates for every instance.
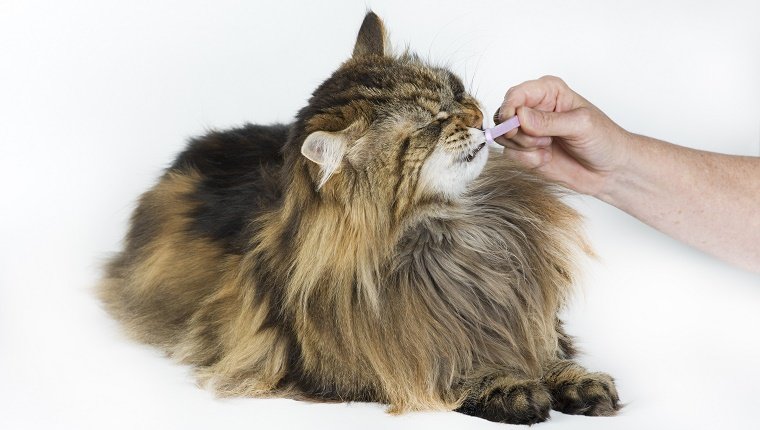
[98,12,620,425]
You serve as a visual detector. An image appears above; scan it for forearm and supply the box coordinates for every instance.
[598,133,760,272]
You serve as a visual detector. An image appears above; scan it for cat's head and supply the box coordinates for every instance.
[292,12,486,216]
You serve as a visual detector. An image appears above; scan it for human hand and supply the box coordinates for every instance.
[494,76,632,197]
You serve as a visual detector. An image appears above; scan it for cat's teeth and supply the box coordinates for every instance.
[465,142,486,162]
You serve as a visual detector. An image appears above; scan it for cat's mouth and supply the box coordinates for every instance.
[464,142,486,162]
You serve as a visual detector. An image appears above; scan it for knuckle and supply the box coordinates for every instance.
[539,75,563,85]
[539,75,568,92]
[503,88,520,107]
[574,107,594,132]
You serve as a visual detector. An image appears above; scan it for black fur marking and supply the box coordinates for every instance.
[171,123,290,253]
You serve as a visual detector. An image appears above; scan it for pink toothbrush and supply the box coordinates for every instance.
[484,115,520,145]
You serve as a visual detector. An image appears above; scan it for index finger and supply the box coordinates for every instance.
[498,76,583,121]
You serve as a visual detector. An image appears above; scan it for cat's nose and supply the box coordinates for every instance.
[466,109,484,130]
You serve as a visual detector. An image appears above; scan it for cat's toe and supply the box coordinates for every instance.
[479,380,552,425]
[552,372,620,416]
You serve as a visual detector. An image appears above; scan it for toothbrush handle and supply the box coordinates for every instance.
[485,115,521,145]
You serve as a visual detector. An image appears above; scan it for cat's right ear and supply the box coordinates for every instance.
[301,131,348,189]
[352,12,391,57]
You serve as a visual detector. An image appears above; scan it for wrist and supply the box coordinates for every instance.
[594,130,645,206]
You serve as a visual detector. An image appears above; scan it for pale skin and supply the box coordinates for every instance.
[494,76,760,273]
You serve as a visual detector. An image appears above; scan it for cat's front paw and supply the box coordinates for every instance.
[458,378,552,425]
[551,371,620,416]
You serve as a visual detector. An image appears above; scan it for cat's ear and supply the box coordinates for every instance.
[352,12,391,57]
[301,130,348,189]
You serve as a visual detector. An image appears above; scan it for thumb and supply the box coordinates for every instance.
[518,106,588,139]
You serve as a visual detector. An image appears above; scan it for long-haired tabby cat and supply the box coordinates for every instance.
[98,12,620,425]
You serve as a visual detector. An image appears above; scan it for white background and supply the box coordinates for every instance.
[1,1,759,429]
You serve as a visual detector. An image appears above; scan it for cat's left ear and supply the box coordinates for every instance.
[352,12,391,57]
[301,131,348,189]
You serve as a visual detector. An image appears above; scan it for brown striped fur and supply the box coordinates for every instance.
[98,12,620,424]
